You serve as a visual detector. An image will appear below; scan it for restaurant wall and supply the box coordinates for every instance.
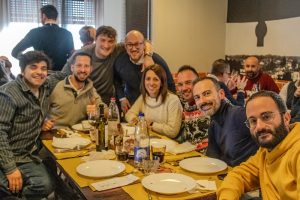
[151,0,227,73]
[225,17,300,56]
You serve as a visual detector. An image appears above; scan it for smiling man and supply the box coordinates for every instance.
[175,65,210,151]
[0,51,66,199]
[193,77,258,166]
[43,52,106,130]
[114,30,175,113]
[242,56,279,96]
[218,91,300,200]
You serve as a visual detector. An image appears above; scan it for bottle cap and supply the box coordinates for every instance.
[138,112,144,117]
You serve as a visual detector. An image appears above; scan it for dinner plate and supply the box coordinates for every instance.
[142,173,196,194]
[150,139,177,152]
[76,160,125,178]
[179,157,227,174]
[72,120,92,131]
[52,137,91,149]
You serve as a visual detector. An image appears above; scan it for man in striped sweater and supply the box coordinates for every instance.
[0,51,64,199]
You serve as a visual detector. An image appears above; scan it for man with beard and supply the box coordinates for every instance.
[43,52,106,130]
[218,91,300,200]
[0,56,15,86]
[114,30,175,113]
[193,77,258,166]
[175,65,210,151]
[242,56,279,96]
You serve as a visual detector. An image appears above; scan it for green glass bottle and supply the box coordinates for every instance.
[96,104,106,152]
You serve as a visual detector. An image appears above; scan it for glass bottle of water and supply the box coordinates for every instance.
[107,97,120,150]
[134,112,150,168]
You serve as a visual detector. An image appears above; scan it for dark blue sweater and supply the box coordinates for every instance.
[207,101,258,166]
[113,52,176,105]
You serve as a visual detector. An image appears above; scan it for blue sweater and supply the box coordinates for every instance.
[207,101,258,166]
[113,52,176,105]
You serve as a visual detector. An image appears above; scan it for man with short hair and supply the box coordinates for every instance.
[175,65,209,150]
[242,56,279,96]
[0,51,65,199]
[208,59,246,106]
[62,26,153,106]
[114,30,175,113]
[218,91,300,200]
[193,77,258,166]
[12,5,74,71]
[0,56,15,86]
[42,52,106,130]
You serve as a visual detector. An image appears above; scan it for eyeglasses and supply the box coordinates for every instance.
[125,42,144,49]
[244,111,282,129]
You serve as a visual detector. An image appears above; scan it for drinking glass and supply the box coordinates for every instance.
[151,144,166,163]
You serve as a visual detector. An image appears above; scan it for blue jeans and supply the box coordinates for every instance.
[0,162,54,200]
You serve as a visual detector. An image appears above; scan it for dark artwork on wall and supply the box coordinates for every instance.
[227,0,300,47]
[225,55,300,81]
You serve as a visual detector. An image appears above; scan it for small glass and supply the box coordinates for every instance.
[142,159,159,175]
[115,145,128,162]
[151,144,166,163]
[89,126,97,142]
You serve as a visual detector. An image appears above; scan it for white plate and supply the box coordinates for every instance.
[142,173,196,194]
[179,157,227,174]
[76,160,125,178]
[52,137,91,149]
[150,139,177,152]
[72,120,92,131]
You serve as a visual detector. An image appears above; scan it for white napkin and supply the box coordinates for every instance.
[196,180,217,191]
[91,174,139,191]
[81,150,116,161]
[168,142,196,155]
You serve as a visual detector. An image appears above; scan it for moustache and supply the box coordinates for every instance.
[255,128,273,137]
[199,102,213,109]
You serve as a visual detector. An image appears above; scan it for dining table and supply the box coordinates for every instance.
[41,127,227,200]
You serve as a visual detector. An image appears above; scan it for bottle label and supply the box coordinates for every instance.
[134,146,150,163]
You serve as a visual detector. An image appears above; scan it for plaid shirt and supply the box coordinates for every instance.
[0,73,64,174]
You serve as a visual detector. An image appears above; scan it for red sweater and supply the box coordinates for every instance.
[244,72,279,95]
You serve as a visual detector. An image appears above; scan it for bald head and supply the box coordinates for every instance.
[244,56,261,79]
[125,30,145,62]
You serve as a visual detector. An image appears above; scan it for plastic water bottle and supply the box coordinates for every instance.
[134,112,150,168]
[107,97,120,150]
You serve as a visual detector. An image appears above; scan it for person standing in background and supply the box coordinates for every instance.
[11,4,74,71]
[79,26,96,48]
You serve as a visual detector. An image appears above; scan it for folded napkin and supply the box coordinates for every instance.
[81,150,116,161]
[91,174,139,191]
[168,142,196,155]
[196,180,217,191]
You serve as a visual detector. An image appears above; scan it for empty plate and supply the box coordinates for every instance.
[142,173,196,194]
[76,160,125,178]
[179,157,227,174]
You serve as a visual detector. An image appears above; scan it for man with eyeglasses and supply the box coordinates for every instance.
[218,90,300,200]
[242,56,279,96]
[62,26,153,106]
[113,30,176,114]
[193,77,258,166]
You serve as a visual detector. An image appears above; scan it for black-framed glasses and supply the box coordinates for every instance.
[244,111,282,129]
[125,42,144,49]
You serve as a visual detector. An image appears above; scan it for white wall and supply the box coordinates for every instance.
[103,0,126,42]
[226,17,300,56]
[152,0,227,72]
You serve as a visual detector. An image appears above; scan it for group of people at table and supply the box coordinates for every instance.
[0,4,300,200]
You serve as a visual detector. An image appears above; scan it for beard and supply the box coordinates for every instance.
[252,117,289,150]
[245,71,259,79]
[74,73,87,83]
